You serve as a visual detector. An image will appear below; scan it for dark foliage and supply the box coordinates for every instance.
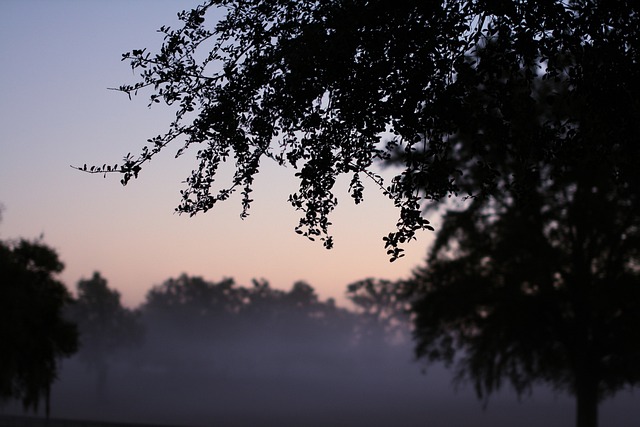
[81,0,640,260]
[0,239,78,414]
[80,0,636,261]
[401,7,640,426]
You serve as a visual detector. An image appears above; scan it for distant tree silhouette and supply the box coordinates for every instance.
[403,36,640,427]
[143,275,351,337]
[69,272,143,397]
[0,238,78,418]
[285,281,318,309]
[139,275,360,375]
[347,278,411,347]
[143,274,242,339]
[145,274,240,312]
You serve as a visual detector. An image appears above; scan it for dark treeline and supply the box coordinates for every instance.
[3,254,639,426]
[50,273,426,426]
[68,272,410,367]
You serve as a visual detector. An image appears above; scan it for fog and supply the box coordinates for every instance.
[4,276,639,427]
[8,320,638,426]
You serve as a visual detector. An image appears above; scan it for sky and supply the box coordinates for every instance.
[0,0,433,308]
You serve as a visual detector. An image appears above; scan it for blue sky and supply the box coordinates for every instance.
[0,0,432,307]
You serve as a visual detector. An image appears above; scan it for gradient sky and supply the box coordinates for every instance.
[0,0,433,308]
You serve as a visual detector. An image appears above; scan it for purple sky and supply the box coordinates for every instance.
[0,0,432,308]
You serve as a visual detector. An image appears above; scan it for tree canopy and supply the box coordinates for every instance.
[79,0,638,259]
[346,278,411,346]
[68,272,143,396]
[407,131,640,427]
[142,274,355,339]
[397,13,640,427]
[72,272,143,353]
[0,238,78,416]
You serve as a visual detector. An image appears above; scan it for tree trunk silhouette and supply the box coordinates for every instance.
[574,326,599,427]
[45,383,51,425]
[575,370,598,427]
